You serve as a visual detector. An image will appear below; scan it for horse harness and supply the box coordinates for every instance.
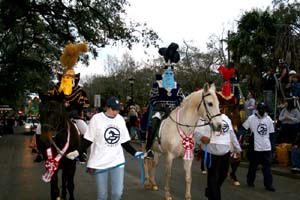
[42,120,80,183]
[168,91,221,160]
[168,91,221,128]
[42,122,71,182]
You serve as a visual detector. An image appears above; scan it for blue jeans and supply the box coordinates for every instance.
[95,167,124,200]
[291,147,300,168]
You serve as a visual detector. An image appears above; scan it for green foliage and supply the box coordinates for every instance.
[228,1,300,96]
[0,0,159,108]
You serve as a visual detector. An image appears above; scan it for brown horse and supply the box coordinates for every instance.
[144,83,223,200]
[39,98,80,200]
[216,92,244,186]
[216,91,243,132]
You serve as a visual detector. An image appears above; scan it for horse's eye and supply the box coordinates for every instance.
[208,102,213,107]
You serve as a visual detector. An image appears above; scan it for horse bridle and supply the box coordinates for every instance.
[197,92,221,122]
[168,92,221,128]
[41,102,67,138]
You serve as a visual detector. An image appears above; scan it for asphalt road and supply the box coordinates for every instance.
[0,133,300,200]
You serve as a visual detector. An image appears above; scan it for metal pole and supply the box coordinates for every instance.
[130,83,133,105]
[227,30,230,65]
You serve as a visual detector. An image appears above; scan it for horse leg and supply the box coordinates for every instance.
[164,153,174,200]
[143,159,152,190]
[50,172,60,200]
[183,159,193,200]
[61,169,68,199]
[149,153,159,190]
[144,153,159,191]
[66,163,76,200]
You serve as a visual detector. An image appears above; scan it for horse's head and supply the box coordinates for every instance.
[197,83,223,131]
[39,96,68,143]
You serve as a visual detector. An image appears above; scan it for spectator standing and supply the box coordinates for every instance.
[277,59,290,99]
[139,105,150,151]
[291,134,300,173]
[33,124,44,162]
[67,96,143,200]
[243,102,276,192]
[128,105,138,139]
[244,91,256,119]
[262,68,277,119]
[195,108,241,200]
[287,70,300,110]
[278,99,300,143]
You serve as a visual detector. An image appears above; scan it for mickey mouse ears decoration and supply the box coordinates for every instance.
[158,42,180,70]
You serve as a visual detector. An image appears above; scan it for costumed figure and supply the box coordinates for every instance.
[37,43,89,163]
[217,65,244,186]
[217,65,236,100]
[47,43,89,135]
[145,42,185,159]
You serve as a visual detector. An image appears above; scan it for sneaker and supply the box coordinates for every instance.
[265,186,276,192]
[201,170,207,174]
[291,167,300,173]
[145,149,154,159]
[233,181,240,186]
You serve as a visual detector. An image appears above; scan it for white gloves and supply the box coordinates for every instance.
[66,150,79,160]
[135,151,144,159]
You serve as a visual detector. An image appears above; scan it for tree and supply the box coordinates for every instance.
[0,0,159,108]
[228,1,300,94]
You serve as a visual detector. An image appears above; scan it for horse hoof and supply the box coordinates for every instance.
[152,185,159,191]
[144,184,152,190]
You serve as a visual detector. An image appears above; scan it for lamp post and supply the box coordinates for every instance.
[128,77,135,105]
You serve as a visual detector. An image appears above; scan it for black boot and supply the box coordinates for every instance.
[34,154,43,163]
[145,117,160,159]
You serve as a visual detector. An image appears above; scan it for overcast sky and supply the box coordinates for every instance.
[77,0,273,79]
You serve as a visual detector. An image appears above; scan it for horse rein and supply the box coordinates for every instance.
[42,121,70,155]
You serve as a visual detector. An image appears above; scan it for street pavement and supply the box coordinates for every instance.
[0,131,300,200]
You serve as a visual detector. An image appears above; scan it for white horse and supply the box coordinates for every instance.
[144,82,223,200]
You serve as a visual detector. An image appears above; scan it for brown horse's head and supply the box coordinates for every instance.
[38,96,68,143]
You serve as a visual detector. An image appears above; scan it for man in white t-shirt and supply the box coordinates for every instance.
[242,102,276,192]
[195,110,241,200]
[67,96,143,200]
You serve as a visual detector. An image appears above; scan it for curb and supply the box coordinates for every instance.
[130,140,300,179]
[239,162,300,180]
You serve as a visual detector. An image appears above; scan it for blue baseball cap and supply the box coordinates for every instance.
[106,96,121,110]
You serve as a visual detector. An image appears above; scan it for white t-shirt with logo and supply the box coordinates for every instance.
[84,112,131,169]
[209,114,231,145]
[242,113,274,151]
[194,114,241,155]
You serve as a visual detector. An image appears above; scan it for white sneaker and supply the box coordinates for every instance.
[291,167,300,171]
[201,170,207,174]
[233,181,241,186]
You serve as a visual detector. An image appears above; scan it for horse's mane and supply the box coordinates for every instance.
[177,90,202,109]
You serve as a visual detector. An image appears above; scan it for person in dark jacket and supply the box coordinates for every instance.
[145,43,185,159]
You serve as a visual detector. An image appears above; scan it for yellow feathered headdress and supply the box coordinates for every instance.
[59,43,88,76]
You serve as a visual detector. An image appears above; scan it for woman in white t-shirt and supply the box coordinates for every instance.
[67,96,143,200]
